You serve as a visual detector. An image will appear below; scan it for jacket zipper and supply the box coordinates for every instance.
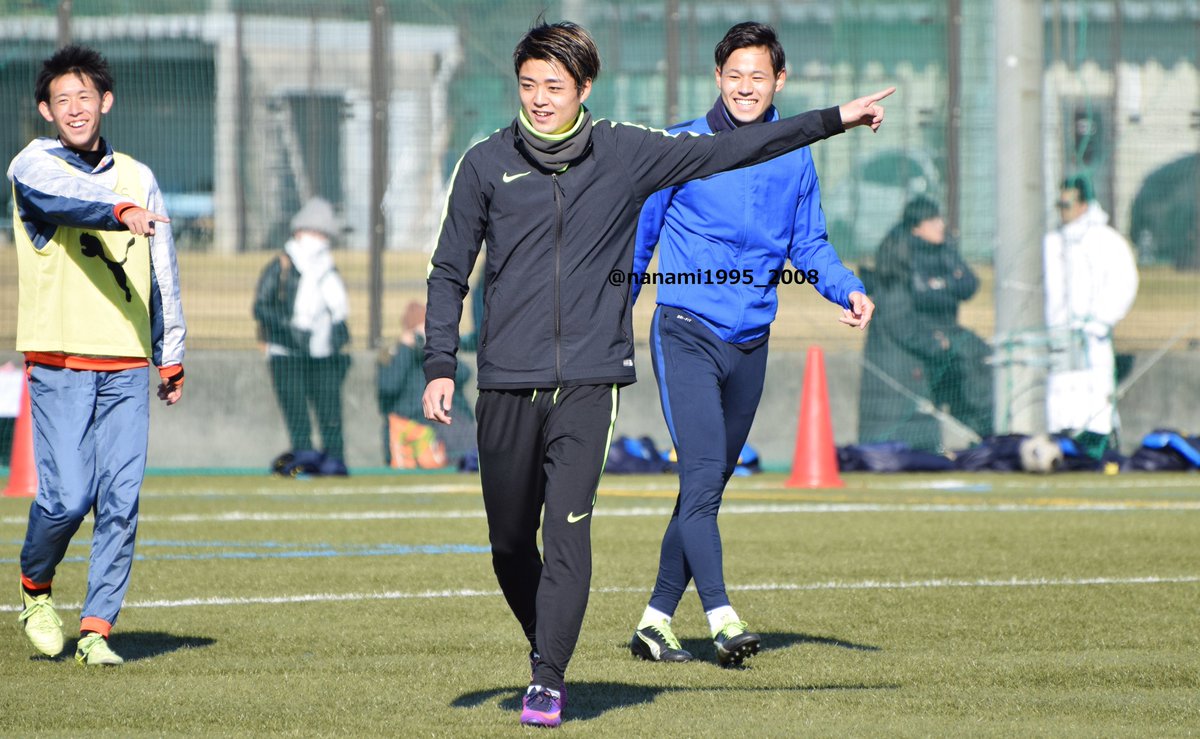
[552,173,564,387]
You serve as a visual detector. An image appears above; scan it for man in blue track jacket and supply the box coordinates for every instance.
[629,22,874,667]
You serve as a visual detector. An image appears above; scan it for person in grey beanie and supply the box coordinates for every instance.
[253,196,352,475]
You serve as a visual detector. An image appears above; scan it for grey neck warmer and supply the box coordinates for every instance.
[514,107,593,173]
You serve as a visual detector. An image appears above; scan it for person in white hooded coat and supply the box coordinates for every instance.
[1043,176,1138,456]
[253,197,351,474]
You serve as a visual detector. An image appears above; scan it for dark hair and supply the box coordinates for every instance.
[902,195,941,229]
[1061,174,1094,203]
[35,45,113,104]
[714,22,786,75]
[513,19,601,92]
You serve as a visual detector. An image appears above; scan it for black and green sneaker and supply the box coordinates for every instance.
[630,620,694,662]
[713,620,760,667]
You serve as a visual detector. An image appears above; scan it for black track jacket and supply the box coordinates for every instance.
[425,107,844,390]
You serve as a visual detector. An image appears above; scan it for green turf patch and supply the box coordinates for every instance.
[1,473,1197,734]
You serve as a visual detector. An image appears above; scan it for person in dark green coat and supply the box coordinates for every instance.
[253,197,351,474]
[377,301,474,467]
[858,196,992,451]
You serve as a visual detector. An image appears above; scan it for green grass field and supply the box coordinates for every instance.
[1,472,1197,736]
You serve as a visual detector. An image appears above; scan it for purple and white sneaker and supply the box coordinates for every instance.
[520,685,564,728]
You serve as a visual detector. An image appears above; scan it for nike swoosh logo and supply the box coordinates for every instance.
[502,171,531,183]
[566,511,590,524]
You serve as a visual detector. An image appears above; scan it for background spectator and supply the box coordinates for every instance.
[253,196,351,476]
[376,300,474,468]
[859,196,992,451]
[1044,175,1139,458]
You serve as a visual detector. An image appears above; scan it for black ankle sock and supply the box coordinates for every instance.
[80,630,103,639]
[22,584,50,598]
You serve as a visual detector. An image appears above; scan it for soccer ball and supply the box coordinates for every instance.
[1019,434,1063,474]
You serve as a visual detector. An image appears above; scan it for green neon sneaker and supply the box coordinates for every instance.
[75,633,124,666]
[713,620,760,668]
[630,619,693,662]
[18,591,64,657]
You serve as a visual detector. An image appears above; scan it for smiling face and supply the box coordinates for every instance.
[716,46,785,125]
[38,72,112,152]
[518,58,592,135]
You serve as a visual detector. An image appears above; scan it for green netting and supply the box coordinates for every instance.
[0,1,1197,469]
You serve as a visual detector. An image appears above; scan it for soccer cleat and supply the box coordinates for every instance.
[18,590,64,657]
[75,633,124,666]
[520,685,564,728]
[713,620,760,667]
[630,620,693,662]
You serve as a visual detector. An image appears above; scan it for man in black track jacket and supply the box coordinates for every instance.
[421,19,893,729]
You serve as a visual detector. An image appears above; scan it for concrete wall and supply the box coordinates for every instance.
[6,347,1190,471]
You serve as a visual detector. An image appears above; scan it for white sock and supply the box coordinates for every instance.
[706,605,738,635]
[638,606,672,629]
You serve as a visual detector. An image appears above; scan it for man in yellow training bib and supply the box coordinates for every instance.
[9,45,186,666]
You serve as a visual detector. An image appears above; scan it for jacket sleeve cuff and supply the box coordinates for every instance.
[424,360,456,385]
[113,202,140,224]
[821,107,845,135]
[158,364,185,387]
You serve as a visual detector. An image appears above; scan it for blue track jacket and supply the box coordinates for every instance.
[633,99,865,345]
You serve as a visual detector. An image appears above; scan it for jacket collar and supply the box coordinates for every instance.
[1060,202,1110,242]
[704,97,779,133]
[52,136,115,174]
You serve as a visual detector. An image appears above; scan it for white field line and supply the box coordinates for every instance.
[3,500,1200,527]
[144,483,486,498]
[131,476,1200,498]
[869,477,1200,491]
[0,574,1194,613]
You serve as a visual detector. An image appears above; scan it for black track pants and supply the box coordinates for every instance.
[476,384,618,691]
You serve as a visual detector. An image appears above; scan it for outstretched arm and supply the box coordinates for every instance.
[9,143,166,234]
[838,87,894,132]
[619,87,896,198]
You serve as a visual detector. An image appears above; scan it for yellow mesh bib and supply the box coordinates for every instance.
[14,153,153,358]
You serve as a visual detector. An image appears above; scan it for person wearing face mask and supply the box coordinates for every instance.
[627,22,873,668]
[253,196,351,476]
[859,195,992,451]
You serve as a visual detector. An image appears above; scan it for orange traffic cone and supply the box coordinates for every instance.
[3,376,37,498]
[785,346,844,488]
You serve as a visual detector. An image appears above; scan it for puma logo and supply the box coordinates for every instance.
[80,233,134,302]
[636,631,662,658]
[566,511,590,524]
[502,171,531,183]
